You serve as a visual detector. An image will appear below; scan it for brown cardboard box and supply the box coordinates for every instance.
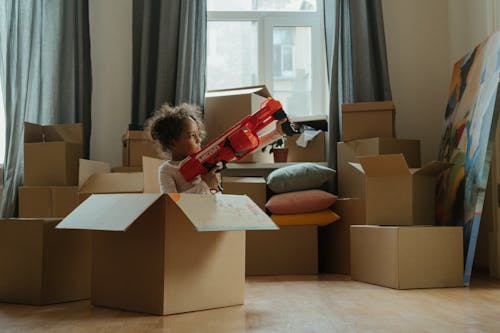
[122,130,164,167]
[337,138,421,197]
[0,219,91,304]
[78,159,143,203]
[142,156,165,193]
[19,186,79,218]
[286,132,326,162]
[350,154,452,226]
[111,166,143,173]
[24,122,83,186]
[341,101,395,141]
[222,176,267,210]
[204,85,274,163]
[246,225,317,275]
[319,198,364,274]
[350,225,464,289]
[57,193,278,315]
[285,116,327,162]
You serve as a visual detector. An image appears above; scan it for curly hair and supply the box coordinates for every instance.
[146,103,206,153]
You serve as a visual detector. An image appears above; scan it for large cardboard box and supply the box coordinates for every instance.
[350,225,464,289]
[78,159,143,203]
[204,85,274,163]
[222,176,267,210]
[122,130,164,167]
[0,219,91,304]
[246,225,318,276]
[18,186,79,218]
[24,122,83,186]
[350,154,452,226]
[337,138,421,197]
[319,198,364,274]
[341,101,395,141]
[56,193,278,315]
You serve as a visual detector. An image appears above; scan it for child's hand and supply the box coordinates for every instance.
[201,168,220,189]
[275,118,288,136]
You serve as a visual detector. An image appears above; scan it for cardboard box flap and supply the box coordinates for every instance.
[206,85,271,99]
[56,193,162,231]
[357,154,410,177]
[411,161,453,176]
[79,159,112,189]
[342,101,395,113]
[80,173,144,194]
[168,193,278,232]
[289,115,328,131]
[349,162,365,174]
[24,122,83,143]
[143,156,164,193]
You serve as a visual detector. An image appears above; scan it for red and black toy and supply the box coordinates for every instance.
[179,97,298,182]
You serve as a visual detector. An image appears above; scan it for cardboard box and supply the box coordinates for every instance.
[285,116,327,162]
[246,225,318,275]
[350,225,464,289]
[142,156,165,193]
[204,85,274,163]
[222,176,267,210]
[111,166,143,173]
[19,186,79,218]
[341,101,395,141]
[350,154,452,226]
[0,219,91,304]
[78,159,143,203]
[319,198,364,274]
[122,130,164,167]
[24,122,83,186]
[337,138,421,197]
[57,193,277,315]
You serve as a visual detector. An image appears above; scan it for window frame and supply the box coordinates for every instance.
[207,1,328,120]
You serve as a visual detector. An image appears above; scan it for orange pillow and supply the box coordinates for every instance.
[265,190,337,214]
[271,210,340,227]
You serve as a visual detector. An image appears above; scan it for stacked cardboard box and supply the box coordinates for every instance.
[122,129,164,167]
[321,102,464,288]
[3,122,92,305]
[222,176,319,275]
[285,116,328,162]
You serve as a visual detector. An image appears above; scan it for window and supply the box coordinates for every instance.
[207,0,327,120]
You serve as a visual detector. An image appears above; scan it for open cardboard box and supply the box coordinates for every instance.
[24,122,83,186]
[78,159,143,203]
[337,137,421,198]
[350,154,452,226]
[57,193,277,315]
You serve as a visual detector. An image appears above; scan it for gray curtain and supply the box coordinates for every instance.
[324,0,392,183]
[0,0,92,217]
[132,0,207,126]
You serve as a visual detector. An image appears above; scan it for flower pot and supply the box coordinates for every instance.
[273,148,288,163]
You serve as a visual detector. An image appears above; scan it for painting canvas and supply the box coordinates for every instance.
[436,31,500,285]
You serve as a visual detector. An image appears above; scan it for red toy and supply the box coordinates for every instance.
[179,97,298,182]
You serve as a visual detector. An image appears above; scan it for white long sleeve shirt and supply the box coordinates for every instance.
[158,160,211,194]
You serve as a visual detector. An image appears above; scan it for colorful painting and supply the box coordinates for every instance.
[436,31,500,285]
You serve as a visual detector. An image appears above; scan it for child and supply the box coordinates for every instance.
[148,103,286,194]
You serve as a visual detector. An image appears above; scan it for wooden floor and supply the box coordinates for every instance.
[1,274,500,332]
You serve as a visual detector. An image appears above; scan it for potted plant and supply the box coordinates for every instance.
[261,137,288,163]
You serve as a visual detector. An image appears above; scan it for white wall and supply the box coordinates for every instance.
[381,0,451,164]
[89,0,132,166]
